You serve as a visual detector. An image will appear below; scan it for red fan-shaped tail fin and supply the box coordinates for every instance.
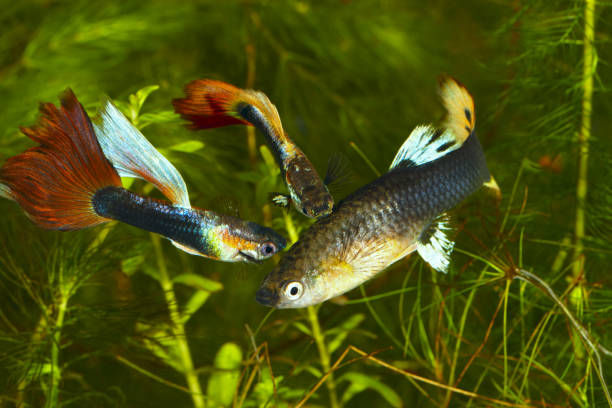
[173,79,286,143]
[0,89,122,230]
[173,79,252,129]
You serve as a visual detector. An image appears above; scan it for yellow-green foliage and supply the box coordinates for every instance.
[0,1,611,407]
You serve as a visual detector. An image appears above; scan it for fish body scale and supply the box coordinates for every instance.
[93,186,219,257]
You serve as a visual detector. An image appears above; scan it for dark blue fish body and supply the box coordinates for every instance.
[341,131,489,222]
[93,186,285,262]
[256,77,496,308]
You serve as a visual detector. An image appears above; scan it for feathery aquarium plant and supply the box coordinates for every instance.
[1,0,611,407]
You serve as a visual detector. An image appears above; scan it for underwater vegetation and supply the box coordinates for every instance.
[0,0,611,407]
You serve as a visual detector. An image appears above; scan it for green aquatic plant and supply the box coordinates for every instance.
[1,0,611,407]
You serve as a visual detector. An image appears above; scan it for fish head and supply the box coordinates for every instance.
[292,185,334,219]
[285,158,334,218]
[255,267,320,308]
[255,253,352,308]
[216,220,287,263]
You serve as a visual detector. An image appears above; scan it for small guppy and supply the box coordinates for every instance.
[0,90,285,263]
[172,79,334,218]
[256,77,496,308]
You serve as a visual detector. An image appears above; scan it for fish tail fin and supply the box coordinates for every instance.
[438,75,475,144]
[0,89,122,230]
[173,79,251,129]
[173,79,285,140]
[389,76,477,170]
[93,100,191,208]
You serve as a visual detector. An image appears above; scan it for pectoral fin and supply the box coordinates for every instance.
[269,193,291,208]
[324,152,353,191]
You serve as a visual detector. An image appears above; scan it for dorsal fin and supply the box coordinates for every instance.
[93,100,191,208]
[439,75,475,144]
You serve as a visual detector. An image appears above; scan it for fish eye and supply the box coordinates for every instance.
[302,206,309,215]
[283,281,304,300]
[259,241,277,257]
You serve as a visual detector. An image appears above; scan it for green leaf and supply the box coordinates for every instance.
[292,321,312,336]
[180,290,212,325]
[168,140,205,153]
[172,274,223,292]
[135,322,183,373]
[260,145,276,168]
[327,313,365,354]
[134,85,160,111]
[249,366,285,407]
[121,85,160,125]
[120,253,145,276]
[138,110,182,128]
[339,371,402,408]
[207,343,243,407]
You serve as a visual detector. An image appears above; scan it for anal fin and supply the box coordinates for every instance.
[171,240,205,257]
[416,214,454,273]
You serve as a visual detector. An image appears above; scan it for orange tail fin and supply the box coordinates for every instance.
[173,80,252,129]
[0,89,122,230]
[173,80,285,139]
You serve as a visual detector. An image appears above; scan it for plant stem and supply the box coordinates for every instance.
[281,212,339,407]
[572,0,596,282]
[571,0,596,366]
[307,305,340,408]
[282,211,299,244]
[151,234,205,408]
[46,294,68,408]
[515,269,611,406]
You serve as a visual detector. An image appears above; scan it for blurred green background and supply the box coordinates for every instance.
[1,0,611,407]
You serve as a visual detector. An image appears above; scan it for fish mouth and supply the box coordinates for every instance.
[255,286,279,307]
[238,251,262,264]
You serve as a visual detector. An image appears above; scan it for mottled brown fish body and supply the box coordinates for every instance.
[256,132,490,308]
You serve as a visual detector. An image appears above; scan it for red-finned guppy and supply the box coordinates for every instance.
[0,90,285,263]
[255,77,496,308]
[172,79,334,219]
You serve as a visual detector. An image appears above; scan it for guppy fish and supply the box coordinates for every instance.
[0,90,285,263]
[256,77,494,308]
[173,79,334,218]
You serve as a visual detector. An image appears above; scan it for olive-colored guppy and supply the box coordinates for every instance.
[256,77,496,308]
[173,79,336,219]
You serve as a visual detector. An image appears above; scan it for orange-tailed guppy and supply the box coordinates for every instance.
[0,90,285,263]
[173,79,335,219]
